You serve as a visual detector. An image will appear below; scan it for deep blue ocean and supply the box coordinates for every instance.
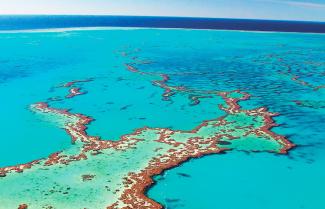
[0,15,324,33]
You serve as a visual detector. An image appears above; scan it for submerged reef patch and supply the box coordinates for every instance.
[0,48,296,208]
[0,88,294,208]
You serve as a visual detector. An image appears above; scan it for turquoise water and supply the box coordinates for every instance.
[0,28,324,208]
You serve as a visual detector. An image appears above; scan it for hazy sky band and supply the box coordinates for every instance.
[0,0,324,21]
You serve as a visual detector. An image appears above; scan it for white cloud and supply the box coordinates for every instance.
[258,0,325,9]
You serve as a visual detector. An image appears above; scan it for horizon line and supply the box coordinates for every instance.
[0,14,324,23]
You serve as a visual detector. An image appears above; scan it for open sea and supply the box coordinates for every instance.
[0,16,324,209]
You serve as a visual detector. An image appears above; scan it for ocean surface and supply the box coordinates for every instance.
[0,15,325,33]
[0,16,324,209]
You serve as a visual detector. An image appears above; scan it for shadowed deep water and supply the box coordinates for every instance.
[0,28,324,208]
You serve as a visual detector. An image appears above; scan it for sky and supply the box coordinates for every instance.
[0,0,324,22]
